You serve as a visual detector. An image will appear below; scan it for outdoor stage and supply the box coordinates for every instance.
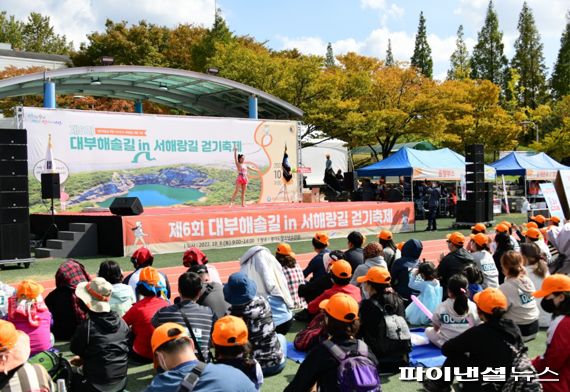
[30,201,414,256]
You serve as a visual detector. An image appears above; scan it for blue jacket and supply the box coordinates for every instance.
[303,249,330,280]
[390,239,423,301]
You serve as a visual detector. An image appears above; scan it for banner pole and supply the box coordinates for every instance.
[502,175,510,214]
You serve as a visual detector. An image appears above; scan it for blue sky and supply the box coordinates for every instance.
[3,0,568,80]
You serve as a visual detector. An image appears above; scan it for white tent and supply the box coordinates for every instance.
[301,139,348,186]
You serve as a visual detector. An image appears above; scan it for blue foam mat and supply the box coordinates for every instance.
[287,342,307,363]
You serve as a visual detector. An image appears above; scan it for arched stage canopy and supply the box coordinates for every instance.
[0,65,303,119]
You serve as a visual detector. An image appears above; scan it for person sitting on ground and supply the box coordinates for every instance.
[303,232,331,281]
[470,233,499,289]
[239,245,294,334]
[123,267,170,363]
[549,216,561,228]
[406,262,442,325]
[437,232,475,299]
[525,227,553,265]
[351,242,386,296]
[462,264,483,298]
[493,225,515,284]
[307,260,361,316]
[378,230,400,270]
[531,214,547,229]
[390,239,423,304]
[343,231,364,272]
[98,260,136,317]
[357,267,411,373]
[467,223,486,252]
[182,247,222,284]
[0,281,15,318]
[499,251,540,341]
[45,259,91,340]
[145,322,256,392]
[532,274,570,392]
[70,277,130,392]
[152,272,215,362]
[423,288,525,392]
[298,250,343,305]
[425,274,480,348]
[7,280,52,355]
[188,264,229,318]
[224,272,287,377]
[0,320,53,391]
[275,243,307,310]
[285,293,380,392]
[212,315,264,390]
[124,247,171,300]
[501,220,521,252]
[520,242,551,328]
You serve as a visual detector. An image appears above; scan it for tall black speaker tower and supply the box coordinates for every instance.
[457,144,492,224]
[0,129,31,260]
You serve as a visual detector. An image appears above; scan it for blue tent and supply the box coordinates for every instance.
[490,152,569,178]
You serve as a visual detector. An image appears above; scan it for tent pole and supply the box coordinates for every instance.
[412,178,416,232]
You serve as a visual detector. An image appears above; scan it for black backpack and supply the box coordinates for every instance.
[371,299,411,359]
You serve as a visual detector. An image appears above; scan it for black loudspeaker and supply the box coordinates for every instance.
[342,172,355,191]
[109,197,144,216]
[484,182,494,222]
[41,173,60,199]
[0,223,30,259]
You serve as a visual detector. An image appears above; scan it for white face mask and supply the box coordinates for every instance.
[362,283,370,300]
[156,352,169,371]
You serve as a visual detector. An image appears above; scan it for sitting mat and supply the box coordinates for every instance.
[409,344,446,368]
[286,342,307,363]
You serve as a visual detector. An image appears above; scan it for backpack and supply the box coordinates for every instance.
[372,299,412,359]
[178,362,206,392]
[293,312,328,352]
[323,340,381,392]
[499,343,542,392]
[29,349,72,388]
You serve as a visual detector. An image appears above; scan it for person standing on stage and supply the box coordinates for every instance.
[426,181,441,231]
[230,146,252,207]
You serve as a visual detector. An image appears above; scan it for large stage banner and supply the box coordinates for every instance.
[539,183,565,221]
[555,170,570,219]
[121,202,415,254]
[21,107,300,212]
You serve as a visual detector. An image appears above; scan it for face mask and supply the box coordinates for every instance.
[156,353,169,371]
[540,298,556,314]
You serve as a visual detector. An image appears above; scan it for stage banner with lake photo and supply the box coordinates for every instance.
[22,107,300,212]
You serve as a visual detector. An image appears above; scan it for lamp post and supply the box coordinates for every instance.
[520,120,539,143]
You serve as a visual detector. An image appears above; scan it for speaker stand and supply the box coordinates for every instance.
[41,197,59,247]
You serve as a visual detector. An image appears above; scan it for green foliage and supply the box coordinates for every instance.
[470,1,508,87]
[447,25,470,80]
[0,11,24,49]
[410,12,433,78]
[530,95,570,160]
[191,9,234,72]
[325,42,335,67]
[551,12,570,99]
[385,39,394,66]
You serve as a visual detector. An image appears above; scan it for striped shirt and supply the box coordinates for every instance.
[0,363,53,392]
[151,300,215,361]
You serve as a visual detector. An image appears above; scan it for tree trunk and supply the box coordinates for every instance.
[367,144,380,161]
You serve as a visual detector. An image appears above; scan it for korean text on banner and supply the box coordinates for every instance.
[539,183,565,221]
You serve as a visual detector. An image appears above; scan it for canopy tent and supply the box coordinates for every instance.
[351,141,436,155]
[356,147,496,181]
[490,152,570,180]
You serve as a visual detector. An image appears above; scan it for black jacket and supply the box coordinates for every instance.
[298,274,333,303]
[437,247,474,297]
[198,282,229,319]
[390,239,423,301]
[45,287,82,340]
[343,247,364,273]
[70,311,130,388]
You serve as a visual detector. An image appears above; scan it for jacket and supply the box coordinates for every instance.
[110,283,136,317]
[240,246,294,309]
[351,256,387,297]
[472,250,499,289]
[343,247,364,272]
[390,239,423,301]
[298,274,333,303]
[500,276,540,326]
[307,284,361,315]
[303,249,330,280]
[532,315,570,392]
[524,265,551,328]
[437,247,474,297]
[70,311,130,388]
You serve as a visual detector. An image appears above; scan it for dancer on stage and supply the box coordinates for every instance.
[230,146,254,207]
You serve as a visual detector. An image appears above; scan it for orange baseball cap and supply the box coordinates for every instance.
[0,320,19,352]
[446,232,465,246]
[495,224,509,233]
[396,241,405,251]
[319,293,359,322]
[139,267,161,286]
[533,274,570,298]
[151,322,189,354]
[212,315,248,347]
[314,232,330,246]
[525,227,542,240]
[356,266,391,284]
[378,230,393,241]
[471,223,486,233]
[16,280,44,300]
[500,221,512,228]
[471,233,490,247]
[473,288,508,314]
[330,259,352,278]
[550,216,561,224]
[525,221,538,229]
[276,243,295,257]
[531,215,546,224]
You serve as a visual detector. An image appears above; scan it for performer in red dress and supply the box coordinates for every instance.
[230,147,250,207]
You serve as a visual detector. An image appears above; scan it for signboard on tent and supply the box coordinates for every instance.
[539,183,565,221]
[555,170,570,218]
[411,166,496,181]
[526,169,558,181]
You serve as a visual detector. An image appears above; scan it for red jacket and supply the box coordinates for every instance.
[307,283,362,314]
[532,315,570,392]
[123,296,169,359]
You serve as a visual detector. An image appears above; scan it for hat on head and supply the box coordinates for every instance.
[473,288,508,314]
[16,280,44,300]
[182,247,208,267]
[446,232,465,246]
[276,243,295,257]
[471,233,490,248]
[212,315,248,347]
[532,274,570,298]
[531,215,546,224]
[524,227,542,240]
[75,277,113,313]
[356,266,391,284]
[319,293,359,322]
[330,259,352,278]
[525,221,538,229]
[495,224,509,233]
[139,267,161,286]
[314,232,329,246]
[378,230,393,241]
[500,221,512,229]
[396,241,405,251]
[131,247,154,268]
[0,320,30,373]
[550,216,561,224]
[471,223,486,233]
[223,272,257,305]
[151,322,189,354]
[323,250,343,271]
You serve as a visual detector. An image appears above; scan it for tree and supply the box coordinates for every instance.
[385,39,394,66]
[447,25,470,80]
[510,2,547,108]
[191,9,233,72]
[551,12,570,99]
[530,95,570,160]
[410,12,433,78]
[470,1,508,87]
[21,13,72,55]
[0,11,24,50]
[325,42,335,67]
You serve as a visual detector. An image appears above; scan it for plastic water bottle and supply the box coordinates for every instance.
[57,379,67,392]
